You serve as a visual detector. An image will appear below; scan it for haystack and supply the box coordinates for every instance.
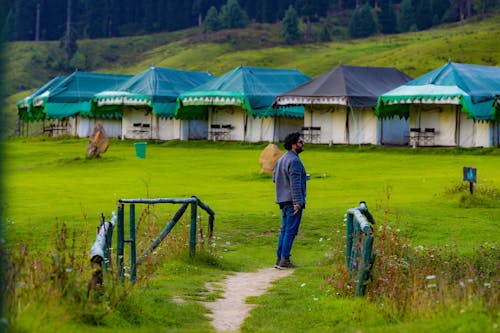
[259,144,283,174]
[86,123,109,158]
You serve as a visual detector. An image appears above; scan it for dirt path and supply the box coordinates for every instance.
[201,267,293,332]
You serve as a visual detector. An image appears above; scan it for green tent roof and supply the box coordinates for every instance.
[91,67,215,118]
[17,76,66,121]
[33,71,133,120]
[176,66,311,119]
[376,62,500,121]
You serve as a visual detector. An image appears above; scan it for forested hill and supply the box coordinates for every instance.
[7,0,498,41]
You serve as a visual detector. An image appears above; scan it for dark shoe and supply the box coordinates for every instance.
[274,258,281,269]
[277,258,297,269]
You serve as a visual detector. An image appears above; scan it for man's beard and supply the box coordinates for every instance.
[296,147,303,154]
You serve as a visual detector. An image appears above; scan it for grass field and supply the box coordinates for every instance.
[2,138,499,332]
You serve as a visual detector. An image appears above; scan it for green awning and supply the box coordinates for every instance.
[17,76,66,122]
[376,62,500,121]
[33,71,133,120]
[90,67,215,118]
[176,66,311,119]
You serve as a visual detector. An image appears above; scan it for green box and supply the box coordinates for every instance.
[134,142,147,158]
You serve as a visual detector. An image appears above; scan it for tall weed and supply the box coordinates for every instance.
[324,187,499,321]
[2,204,219,330]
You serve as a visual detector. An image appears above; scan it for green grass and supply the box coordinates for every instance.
[2,139,500,332]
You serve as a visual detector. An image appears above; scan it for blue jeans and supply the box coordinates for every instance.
[276,204,303,260]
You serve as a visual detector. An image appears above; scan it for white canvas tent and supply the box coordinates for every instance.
[377,62,500,147]
[71,116,122,138]
[207,106,303,142]
[406,104,492,147]
[91,67,215,141]
[176,66,311,142]
[274,65,412,145]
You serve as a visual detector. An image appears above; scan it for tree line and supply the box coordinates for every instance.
[5,0,498,42]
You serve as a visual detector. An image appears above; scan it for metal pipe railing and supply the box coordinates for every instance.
[345,201,375,297]
[115,196,215,282]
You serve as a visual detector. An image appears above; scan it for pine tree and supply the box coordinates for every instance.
[202,6,222,32]
[319,24,332,42]
[348,3,377,38]
[282,5,300,44]
[60,0,77,68]
[13,0,36,40]
[416,0,433,30]
[397,0,415,32]
[219,0,248,29]
[378,0,397,34]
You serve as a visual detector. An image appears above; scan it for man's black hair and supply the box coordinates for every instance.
[283,132,301,150]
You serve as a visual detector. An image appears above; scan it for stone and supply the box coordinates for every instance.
[86,123,109,158]
[258,144,283,174]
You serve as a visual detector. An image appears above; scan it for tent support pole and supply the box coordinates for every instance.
[345,105,350,144]
[497,121,500,148]
[243,112,248,142]
[380,117,384,145]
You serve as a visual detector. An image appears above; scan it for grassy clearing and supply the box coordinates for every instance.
[2,138,499,332]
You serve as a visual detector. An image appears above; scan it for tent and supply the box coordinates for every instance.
[176,66,311,142]
[91,67,215,140]
[376,62,500,147]
[274,65,412,145]
[31,71,133,137]
[17,75,67,122]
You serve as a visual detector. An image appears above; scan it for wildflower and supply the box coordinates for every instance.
[301,283,306,287]
[319,238,323,242]
[459,281,465,288]
[428,283,437,288]
[225,241,231,245]
[319,285,323,291]
[338,282,343,289]
[313,297,319,301]
[327,277,333,284]
[392,289,397,295]
[426,275,436,280]
[484,282,491,288]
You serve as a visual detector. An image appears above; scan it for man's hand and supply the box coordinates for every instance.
[293,203,301,215]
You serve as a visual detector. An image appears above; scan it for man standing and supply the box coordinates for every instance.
[273,132,306,269]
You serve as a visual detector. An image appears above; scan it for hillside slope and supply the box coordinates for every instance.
[3,15,499,135]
